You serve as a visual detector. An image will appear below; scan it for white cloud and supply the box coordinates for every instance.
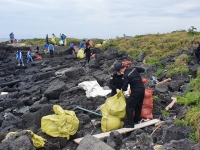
[0,0,200,39]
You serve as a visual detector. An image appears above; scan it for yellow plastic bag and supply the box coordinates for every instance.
[64,38,67,46]
[100,90,126,132]
[27,130,46,148]
[101,90,126,119]
[51,36,56,45]
[101,116,123,132]
[4,131,46,149]
[95,44,101,48]
[20,43,26,47]
[41,105,79,140]
[77,48,85,59]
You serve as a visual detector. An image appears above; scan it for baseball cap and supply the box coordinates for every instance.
[114,63,125,71]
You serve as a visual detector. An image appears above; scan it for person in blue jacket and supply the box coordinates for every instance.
[44,43,49,53]
[9,32,14,43]
[16,50,24,66]
[79,39,85,49]
[49,44,54,57]
[27,50,33,63]
[60,34,66,43]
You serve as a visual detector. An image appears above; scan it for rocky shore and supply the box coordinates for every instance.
[0,43,199,150]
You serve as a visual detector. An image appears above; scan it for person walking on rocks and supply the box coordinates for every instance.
[49,44,54,57]
[46,34,49,44]
[109,64,124,96]
[9,32,14,43]
[116,63,145,128]
[16,50,24,66]
[27,50,33,63]
[84,42,92,63]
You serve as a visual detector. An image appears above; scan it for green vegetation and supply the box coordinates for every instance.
[161,110,169,116]
[23,37,104,47]
[165,54,190,77]
[152,95,158,100]
[174,119,185,126]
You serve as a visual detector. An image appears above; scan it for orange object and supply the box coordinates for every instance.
[35,55,42,60]
[140,88,153,119]
[122,61,132,68]
[142,78,148,83]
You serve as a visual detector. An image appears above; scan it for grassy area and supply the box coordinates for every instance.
[23,37,104,47]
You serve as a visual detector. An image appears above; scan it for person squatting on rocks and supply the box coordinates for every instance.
[44,43,49,54]
[115,63,145,128]
[34,46,39,54]
[16,50,24,66]
[27,50,33,63]
[69,42,75,54]
[84,42,92,63]
[46,34,49,44]
[109,64,124,96]
[79,39,85,49]
[9,32,14,43]
[49,44,54,57]
[195,43,200,64]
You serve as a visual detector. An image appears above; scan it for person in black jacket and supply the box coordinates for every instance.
[195,43,200,64]
[109,64,124,96]
[116,63,145,128]
[84,42,92,63]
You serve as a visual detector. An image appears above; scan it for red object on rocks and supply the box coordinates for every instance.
[142,78,148,83]
[122,61,132,67]
[35,55,42,60]
[140,88,153,119]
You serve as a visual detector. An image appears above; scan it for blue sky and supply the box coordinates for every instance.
[0,0,200,39]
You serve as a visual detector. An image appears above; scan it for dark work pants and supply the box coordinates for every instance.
[50,50,53,57]
[126,89,145,126]
[110,89,117,96]
[86,53,90,63]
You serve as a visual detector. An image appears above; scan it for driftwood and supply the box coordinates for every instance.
[156,78,171,85]
[151,124,162,136]
[74,119,160,144]
[165,97,177,111]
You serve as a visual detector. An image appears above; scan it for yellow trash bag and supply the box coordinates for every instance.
[44,49,50,53]
[51,36,56,45]
[4,130,46,149]
[100,90,126,132]
[101,116,124,132]
[101,90,126,119]
[41,105,79,140]
[77,48,85,59]
[95,44,101,48]
[64,38,67,46]
[20,43,26,47]
[27,130,46,148]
